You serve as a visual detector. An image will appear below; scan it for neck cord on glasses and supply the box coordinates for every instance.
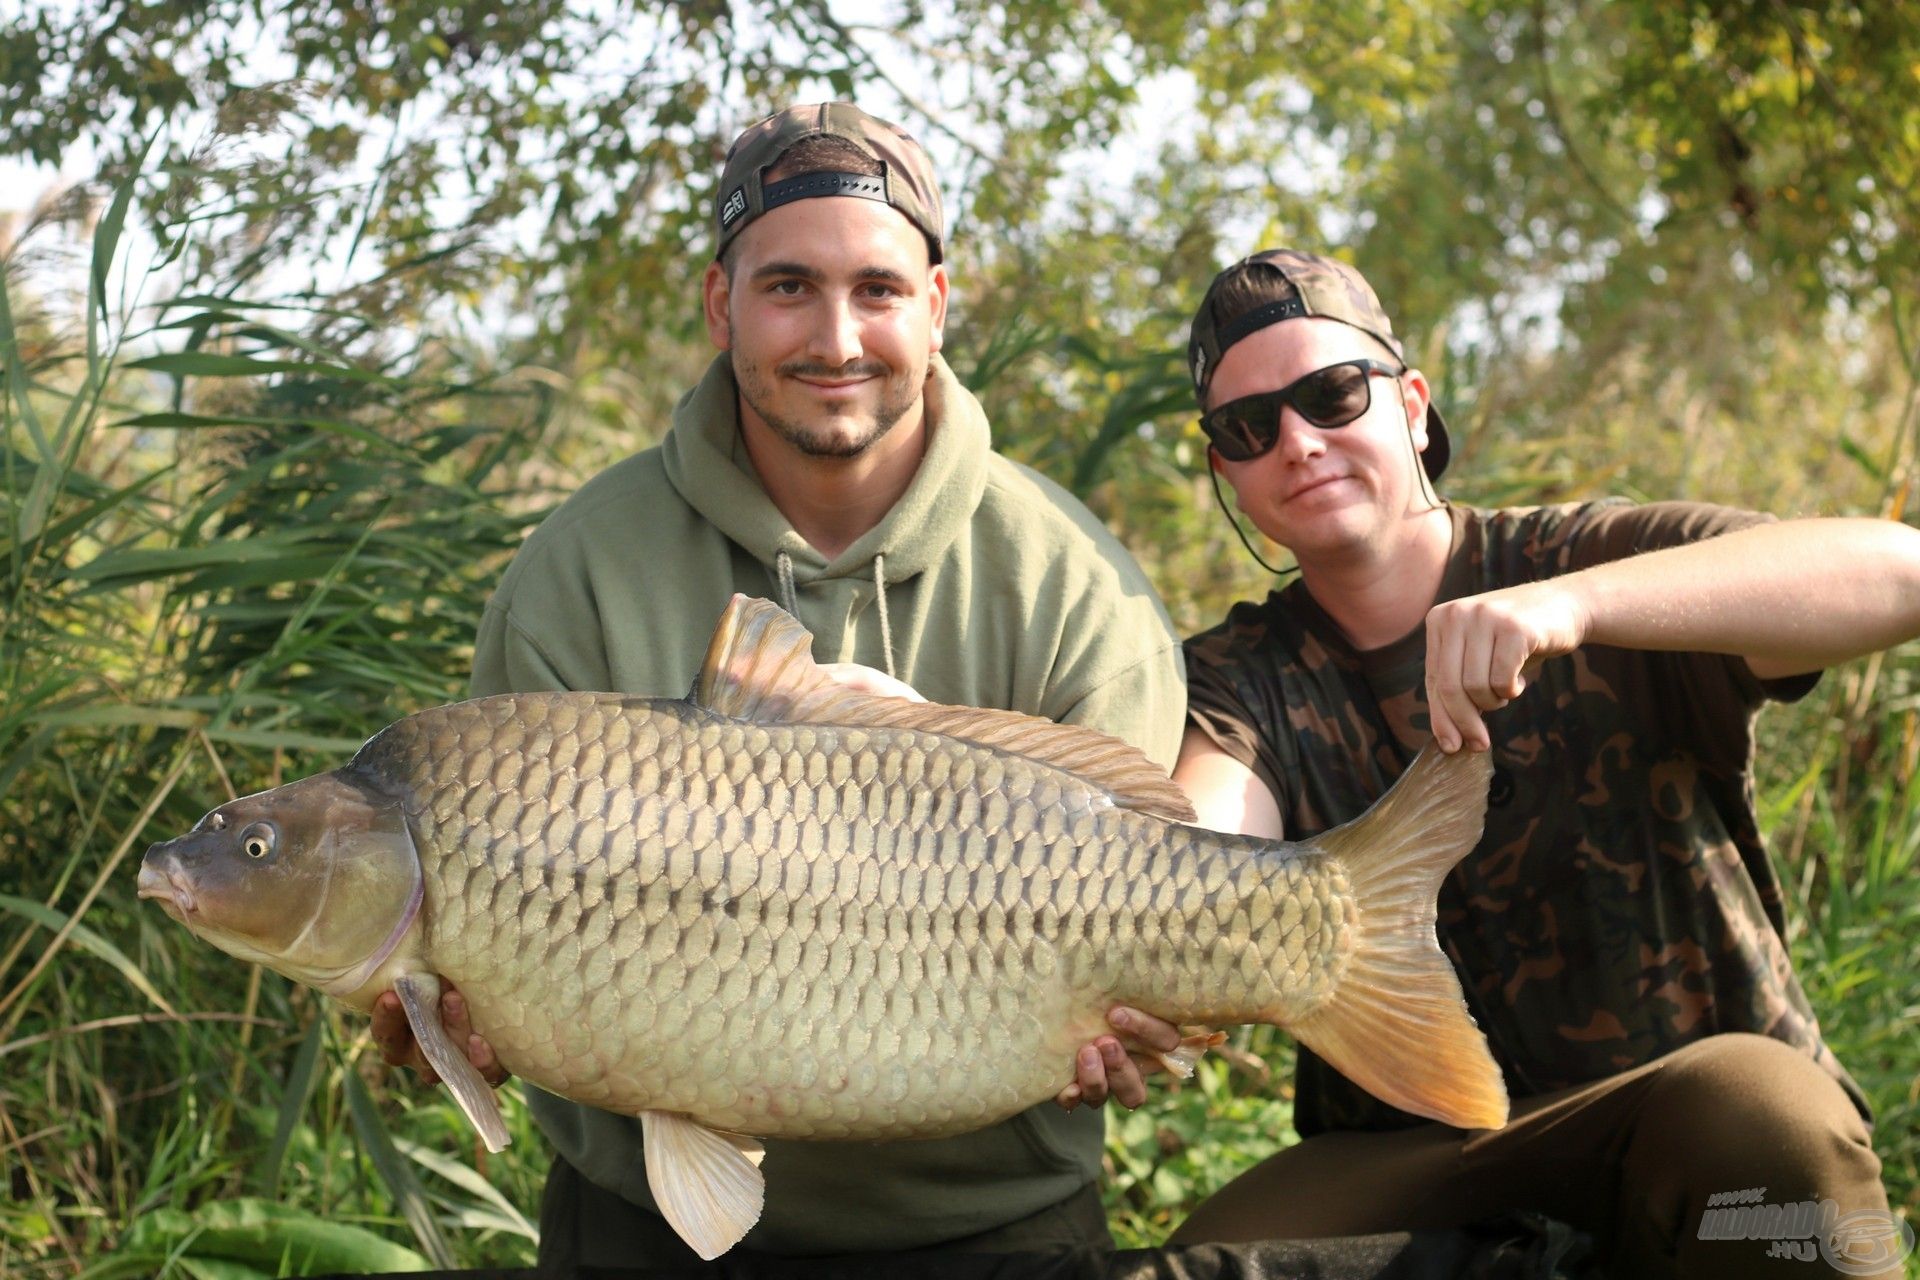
[1207,462,1298,581]
[1390,375,1443,514]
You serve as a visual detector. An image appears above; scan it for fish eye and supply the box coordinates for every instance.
[241,823,276,859]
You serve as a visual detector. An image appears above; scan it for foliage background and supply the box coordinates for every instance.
[3,1,1916,1274]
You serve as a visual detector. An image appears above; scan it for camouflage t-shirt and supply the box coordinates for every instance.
[1184,500,1866,1137]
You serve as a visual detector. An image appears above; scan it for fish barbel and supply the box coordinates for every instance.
[139,595,1506,1257]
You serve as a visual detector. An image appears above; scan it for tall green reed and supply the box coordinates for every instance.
[2,144,554,1275]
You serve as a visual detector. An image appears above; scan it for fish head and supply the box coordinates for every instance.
[138,769,423,991]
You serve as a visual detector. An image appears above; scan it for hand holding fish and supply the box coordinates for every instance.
[1423,582,1586,753]
[1056,1005,1205,1110]
[372,984,509,1088]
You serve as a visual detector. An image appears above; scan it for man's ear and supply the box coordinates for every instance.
[1207,444,1225,475]
[1401,368,1433,453]
[927,263,950,355]
[702,260,732,351]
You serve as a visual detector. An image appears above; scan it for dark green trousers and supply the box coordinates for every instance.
[537,1162,1111,1274]
[1171,1034,1899,1280]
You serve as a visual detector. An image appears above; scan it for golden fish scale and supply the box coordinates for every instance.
[356,694,1352,1140]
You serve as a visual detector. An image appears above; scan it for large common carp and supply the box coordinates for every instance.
[140,596,1507,1257]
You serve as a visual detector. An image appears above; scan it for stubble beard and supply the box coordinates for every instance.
[731,340,923,459]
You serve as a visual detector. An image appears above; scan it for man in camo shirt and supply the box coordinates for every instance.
[1166,250,1920,1279]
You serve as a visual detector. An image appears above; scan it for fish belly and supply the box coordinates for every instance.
[381,696,1349,1141]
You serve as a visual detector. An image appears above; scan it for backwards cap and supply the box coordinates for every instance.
[714,102,945,263]
[1187,249,1451,480]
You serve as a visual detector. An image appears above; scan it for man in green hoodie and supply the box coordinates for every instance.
[372,103,1188,1267]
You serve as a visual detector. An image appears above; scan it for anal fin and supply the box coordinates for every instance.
[392,973,511,1153]
[642,1110,765,1260]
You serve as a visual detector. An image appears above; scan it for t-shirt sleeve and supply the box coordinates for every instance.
[1182,619,1294,816]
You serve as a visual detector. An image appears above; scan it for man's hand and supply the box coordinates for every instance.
[371,984,510,1088]
[1424,581,1587,753]
[1055,1006,1196,1111]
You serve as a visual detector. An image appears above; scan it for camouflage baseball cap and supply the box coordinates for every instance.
[1188,249,1451,480]
[714,102,944,263]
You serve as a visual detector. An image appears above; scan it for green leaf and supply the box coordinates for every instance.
[71,535,337,586]
[199,728,370,753]
[90,134,155,323]
[112,1199,427,1275]
[394,1134,538,1240]
[256,1013,327,1199]
[124,352,395,385]
[112,410,397,451]
[0,256,55,471]
[25,705,208,731]
[0,893,180,1019]
[343,1065,455,1268]
[175,1259,272,1280]
[1837,432,1887,480]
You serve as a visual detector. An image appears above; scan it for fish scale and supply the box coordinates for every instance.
[140,595,1506,1260]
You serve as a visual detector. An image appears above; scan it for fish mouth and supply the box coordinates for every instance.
[136,858,197,921]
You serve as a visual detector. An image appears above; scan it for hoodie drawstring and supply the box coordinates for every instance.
[775,549,799,618]
[772,548,897,680]
[872,553,896,679]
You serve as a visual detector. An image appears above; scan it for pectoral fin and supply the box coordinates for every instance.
[1150,1029,1228,1080]
[392,972,511,1153]
[641,1110,765,1260]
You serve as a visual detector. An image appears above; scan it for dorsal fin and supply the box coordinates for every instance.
[693,595,1195,822]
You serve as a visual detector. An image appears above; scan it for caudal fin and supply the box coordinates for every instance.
[1287,747,1510,1130]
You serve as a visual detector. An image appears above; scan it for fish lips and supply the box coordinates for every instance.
[136,848,198,922]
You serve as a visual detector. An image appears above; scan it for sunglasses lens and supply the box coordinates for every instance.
[1200,363,1389,461]
[1292,364,1373,426]
[1202,396,1282,462]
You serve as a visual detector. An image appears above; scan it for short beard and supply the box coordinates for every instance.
[730,340,921,459]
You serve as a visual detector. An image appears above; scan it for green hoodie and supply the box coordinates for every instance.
[471,352,1185,1254]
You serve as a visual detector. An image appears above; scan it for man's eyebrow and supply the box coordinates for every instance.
[749,261,914,286]
[751,260,823,283]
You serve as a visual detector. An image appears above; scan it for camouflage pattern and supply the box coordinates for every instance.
[1184,499,1867,1136]
[1187,248,1452,480]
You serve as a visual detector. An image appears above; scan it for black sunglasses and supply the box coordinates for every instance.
[1199,358,1405,462]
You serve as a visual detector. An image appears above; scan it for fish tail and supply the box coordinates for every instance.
[1286,747,1510,1130]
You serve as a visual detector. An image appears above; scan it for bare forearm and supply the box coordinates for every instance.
[1424,516,1920,752]
[1571,518,1920,676]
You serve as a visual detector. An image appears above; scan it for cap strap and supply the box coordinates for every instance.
[763,170,888,211]
[1216,295,1310,350]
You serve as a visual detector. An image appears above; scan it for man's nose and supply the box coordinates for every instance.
[808,295,863,367]
[1274,407,1327,464]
